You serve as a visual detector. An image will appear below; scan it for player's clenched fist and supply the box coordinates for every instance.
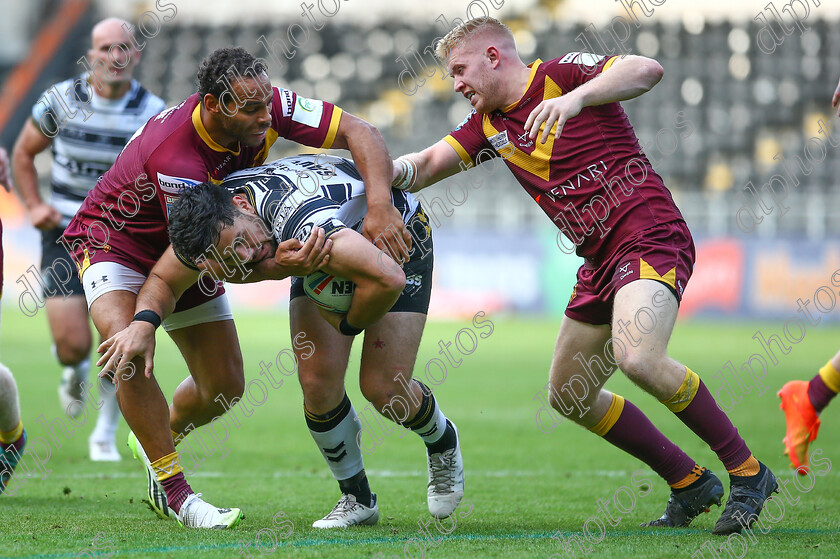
[269,226,332,278]
[27,202,62,231]
[362,202,412,263]
[524,94,584,144]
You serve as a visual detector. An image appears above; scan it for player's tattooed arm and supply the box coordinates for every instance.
[96,247,199,378]
[330,112,412,262]
[525,55,664,143]
[394,140,464,192]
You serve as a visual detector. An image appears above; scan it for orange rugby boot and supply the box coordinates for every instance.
[778,380,820,475]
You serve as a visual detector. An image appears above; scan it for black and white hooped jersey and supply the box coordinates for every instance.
[221,154,421,242]
[31,74,166,225]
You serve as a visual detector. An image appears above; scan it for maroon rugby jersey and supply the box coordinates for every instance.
[444,53,683,262]
[63,88,342,274]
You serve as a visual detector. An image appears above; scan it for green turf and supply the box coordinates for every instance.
[1,309,838,558]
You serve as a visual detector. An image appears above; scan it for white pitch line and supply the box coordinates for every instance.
[52,469,641,480]
[51,468,840,480]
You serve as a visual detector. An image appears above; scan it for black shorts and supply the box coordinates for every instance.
[290,208,434,314]
[41,226,84,297]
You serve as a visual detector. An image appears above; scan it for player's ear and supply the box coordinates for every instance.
[203,93,220,114]
[231,194,255,213]
[486,46,501,68]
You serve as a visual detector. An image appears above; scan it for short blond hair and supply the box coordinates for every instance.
[434,17,514,62]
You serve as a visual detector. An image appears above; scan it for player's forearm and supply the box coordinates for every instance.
[135,273,180,319]
[574,56,663,107]
[395,149,461,192]
[10,150,44,209]
[226,262,288,283]
[346,276,403,328]
[340,117,394,208]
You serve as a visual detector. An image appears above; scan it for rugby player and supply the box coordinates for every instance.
[0,148,27,494]
[776,77,840,474]
[392,17,776,535]
[97,155,464,527]
[60,47,410,528]
[11,18,166,461]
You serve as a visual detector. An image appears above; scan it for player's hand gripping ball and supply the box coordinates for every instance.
[303,271,355,313]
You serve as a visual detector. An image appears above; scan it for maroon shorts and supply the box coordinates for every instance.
[64,227,223,312]
[565,220,695,326]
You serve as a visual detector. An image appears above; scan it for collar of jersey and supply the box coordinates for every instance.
[192,103,241,155]
[500,59,543,113]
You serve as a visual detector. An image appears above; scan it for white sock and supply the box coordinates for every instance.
[91,374,120,442]
[306,396,364,481]
[404,382,448,445]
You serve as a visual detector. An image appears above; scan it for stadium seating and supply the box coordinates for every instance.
[127,17,837,237]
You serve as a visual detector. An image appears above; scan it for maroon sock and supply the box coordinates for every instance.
[674,380,752,470]
[602,399,696,485]
[807,374,836,413]
[0,431,25,454]
[160,472,193,514]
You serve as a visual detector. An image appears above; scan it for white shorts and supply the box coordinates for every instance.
[81,262,233,332]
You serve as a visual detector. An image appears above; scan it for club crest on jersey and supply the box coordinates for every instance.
[164,194,179,217]
[488,131,512,154]
[157,173,200,194]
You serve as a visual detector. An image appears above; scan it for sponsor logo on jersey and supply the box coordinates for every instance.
[617,262,634,281]
[270,200,296,234]
[292,97,324,128]
[558,52,606,66]
[544,160,608,201]
[213,155,233,174]
[488,130,511,154]
[516,131,534,148]
[280,88,294,117]
[157,173,201,194]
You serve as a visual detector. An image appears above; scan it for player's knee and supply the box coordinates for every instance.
[53,337,92,366]
[546,380,574,418]
[617,351,655,383]
[204,374,245,407]
[378,265,406,299]
[359,377,399,410]
[298,371,344,410]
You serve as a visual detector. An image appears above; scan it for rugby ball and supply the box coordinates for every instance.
[303,271,355,313]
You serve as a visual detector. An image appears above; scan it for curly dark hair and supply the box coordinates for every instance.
[168,182,237,265]
[196,47,267,98]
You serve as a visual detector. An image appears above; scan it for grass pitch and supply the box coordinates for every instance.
[1,309,838,558]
